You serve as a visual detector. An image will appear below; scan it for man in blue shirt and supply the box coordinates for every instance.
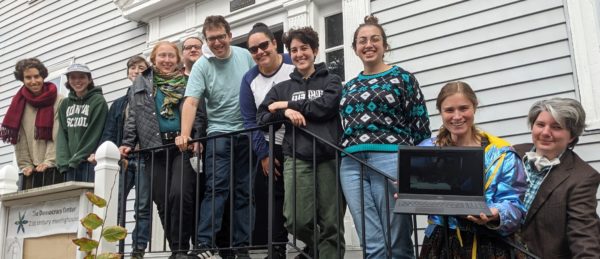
[177,15,255,259]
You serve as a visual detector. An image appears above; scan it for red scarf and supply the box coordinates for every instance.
[0,82,57,144]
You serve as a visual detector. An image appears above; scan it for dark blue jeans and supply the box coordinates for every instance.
[197,133,253,248]
[119,156,151,250]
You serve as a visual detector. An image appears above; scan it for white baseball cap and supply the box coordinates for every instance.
[66,63,92,75]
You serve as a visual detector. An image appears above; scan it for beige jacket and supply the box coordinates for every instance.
[15,95,63,171]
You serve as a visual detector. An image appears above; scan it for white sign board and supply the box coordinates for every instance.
[4,197,80,258]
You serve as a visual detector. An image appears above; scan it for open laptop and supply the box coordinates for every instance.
[394,146,492,216]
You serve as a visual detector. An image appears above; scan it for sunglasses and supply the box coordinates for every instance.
[248,41,270,54]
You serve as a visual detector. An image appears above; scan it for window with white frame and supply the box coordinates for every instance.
[565,0,600,130]
[324,12,345,81]
[45,58,73,96]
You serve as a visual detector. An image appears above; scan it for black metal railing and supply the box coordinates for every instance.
[18,165,95,190]
[18,169,65,190]
[117,121,422,258]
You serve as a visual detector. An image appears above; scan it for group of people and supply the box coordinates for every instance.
[2,13,599,259]
[1,58,107,188]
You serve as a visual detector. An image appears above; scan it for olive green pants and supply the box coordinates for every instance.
[283,157,346,258]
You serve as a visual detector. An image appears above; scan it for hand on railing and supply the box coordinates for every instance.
[87,153,97,165]
[260,157,281,180]
[175,135,200,153]
[22,167,33,176]
[175,135,189,152]
[35,163,50,173]
[118,146,131,158]
[284,109,306,127]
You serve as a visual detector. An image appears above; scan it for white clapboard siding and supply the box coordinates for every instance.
[372,0,600,248]
[0,0,147,168]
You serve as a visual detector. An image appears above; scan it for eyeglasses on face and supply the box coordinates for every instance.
[356,35,383,45]
[248,41,270,54]
[183,45,202,51]
[206,33,228,43]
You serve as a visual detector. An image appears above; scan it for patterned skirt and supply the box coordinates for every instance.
[420,225,515,259]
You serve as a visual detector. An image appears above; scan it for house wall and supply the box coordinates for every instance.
[371,0,600,247]
[2,0,597,255]
[0,0,147,168]
[372,0,600,165]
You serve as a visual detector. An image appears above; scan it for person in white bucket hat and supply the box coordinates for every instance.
[56,63,107,182]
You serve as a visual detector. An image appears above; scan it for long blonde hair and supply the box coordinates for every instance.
[435,81,480,147]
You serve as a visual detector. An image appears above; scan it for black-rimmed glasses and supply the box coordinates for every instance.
[183,45,201,51]
[206,34,228,43]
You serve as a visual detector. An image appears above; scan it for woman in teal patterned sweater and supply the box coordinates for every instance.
[339,16,431,259]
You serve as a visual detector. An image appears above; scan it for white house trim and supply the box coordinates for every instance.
[564,0,600,130]
[283,0,313,29]
[115,0,207,22]
[342,0,370,80]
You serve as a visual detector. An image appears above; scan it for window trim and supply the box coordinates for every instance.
[565,0,600,130]
[45,58,74,96]
[323,12,345,81]
[324,44,344,53]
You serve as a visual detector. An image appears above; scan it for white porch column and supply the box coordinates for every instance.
[0,165,18,195]
[93,141,121,254]
[342,0,370,81]
[340,0,371,249]
[184,3,197,33]
[142,17,160,58]
[0,164,18,258]
[283,0,313,29]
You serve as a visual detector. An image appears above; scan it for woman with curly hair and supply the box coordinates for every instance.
[257,26,346,258]
[1,58,63,189]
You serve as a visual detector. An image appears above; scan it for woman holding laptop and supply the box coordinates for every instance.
[419,81,527,258]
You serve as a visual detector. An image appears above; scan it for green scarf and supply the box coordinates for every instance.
[153,67,187,119]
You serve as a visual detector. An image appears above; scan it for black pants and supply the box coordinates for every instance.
[145,147,205,252]
[253,143,288,245]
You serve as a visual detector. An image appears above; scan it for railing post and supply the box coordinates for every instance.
[0,165,18,195]
[93,141,121,254]
[0,164,19,257]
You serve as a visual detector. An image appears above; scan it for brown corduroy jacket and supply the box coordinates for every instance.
[514,143,600,259]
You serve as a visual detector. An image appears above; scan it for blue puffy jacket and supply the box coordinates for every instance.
[419,131,527,236]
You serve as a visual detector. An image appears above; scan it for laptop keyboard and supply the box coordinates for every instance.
[396,200,487,209]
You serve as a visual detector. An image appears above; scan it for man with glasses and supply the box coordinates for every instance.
[182,35,232,257]
[177,16,255,259]
[181,36,208,141]
[182,37,203,76]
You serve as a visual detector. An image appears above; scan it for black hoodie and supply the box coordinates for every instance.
[257,62,342,161]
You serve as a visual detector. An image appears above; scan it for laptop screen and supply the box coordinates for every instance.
[398,146,485,196]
